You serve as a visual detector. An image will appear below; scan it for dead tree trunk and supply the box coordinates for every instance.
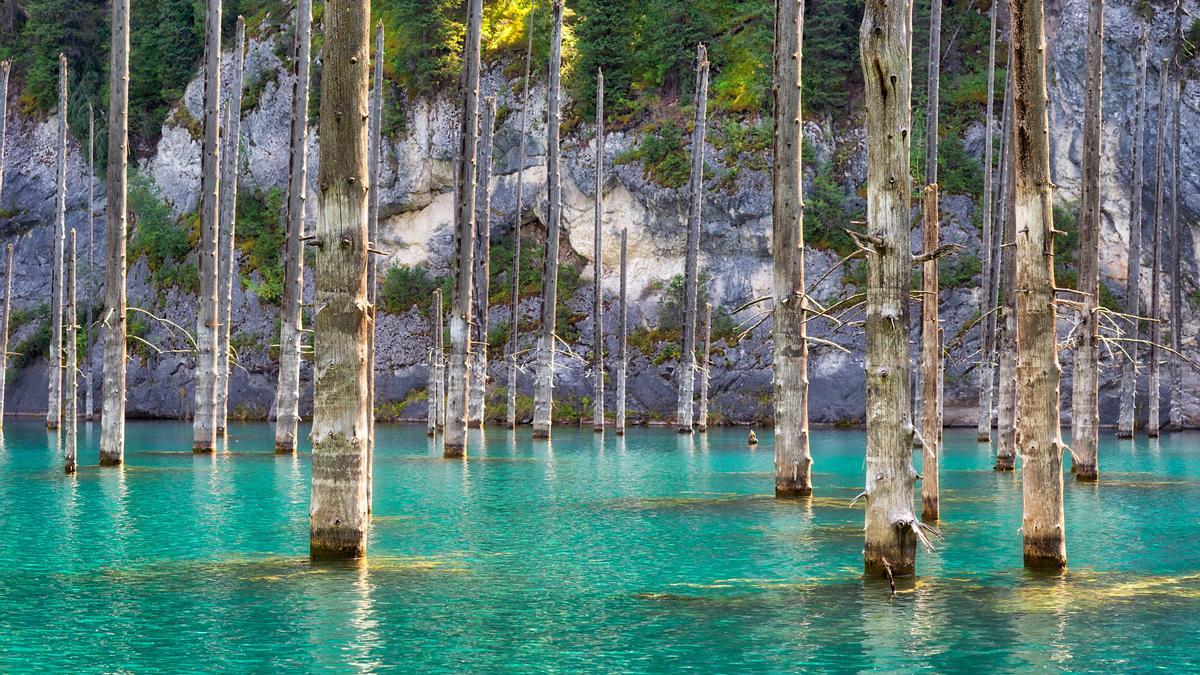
[591,69,605,433]
[1169,74,1182,431]
[217,16,246,438]
[274,0,313,454]
[1118,27,1148,439]
[676,44,709,435]
[916,0,942,436]
[85,102,95,421]
[0,60,8,202]
[65,229,77,473]
[469,96,496,428]
[772,0,812,496]
[995,62,1017,472]
[697,302,711,432]
[860,0,921,577]
[445,0,483,455]
[192,0,222,453]
[921,184,940,521]
[977,1,998,442]
[436,290,445,430]
[508,8,534,431]
[309,0,371,560]
[0,244,10,425]
[531,0,563,440]
[101,0,130,466]
[1149,60,1168,438]
[1012,0,1067,569]
[428,289,441,437]
[616,227,628,435]
[48,54,67,431]
[366,20,383,510]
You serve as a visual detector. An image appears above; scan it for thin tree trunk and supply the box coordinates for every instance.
[469,96,496,428]
[85,102,95,421]
[592,69,605,433]
[101,0,130,466]
[428,289,441,436]
[1148,59,1167,439]
[1012,0,1067,569]
[365,20,384,512]
[47,54,67,431]
[65,229,77,473]
[532,0,563,440]
[977,1,998,442]
[1118,27,1148,439]
[916,0,941,436]
[1168,70,1182,431]
[436,290,445,430]
[508,8,534,431]
[192,0,222,453]
[860,0,919,577]
[309,0,370,560]
[446,0,483,454]
[0,59,7,205]
[772,0,811,496]
[0,244,10,426]
[676,45,709,435]
[274,0,313,454]
[995,61,1017,472]
[217,16,246,438]
[616,227,628,435]
[697,302,711,432]
[921,184,940,521]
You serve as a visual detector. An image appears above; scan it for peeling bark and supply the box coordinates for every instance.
[48,54,67,432]
[592,70,605,433]
[508,8,534,431]
[676,44,708,435]
[616,228,628,435]
[977,2,998,442]
[1118,28,1148,439]
[217,17,246,438]
[469,97,496,428]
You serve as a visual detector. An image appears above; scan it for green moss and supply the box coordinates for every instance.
[235,187,287,304]
[380,265,451,317]
[614,120,692,189]
[128,172,198,294]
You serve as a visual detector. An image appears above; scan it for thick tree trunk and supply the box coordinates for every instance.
[616,227,628,435]
[916,0,941,436]
[0,244,10,425]
[1168,75,1182,431]
[676,44,709,435]
[428,289,442,436]
[309,0,371,560]
[1012,0,1067,569]
[468,97,496,428]
[508,9,534,431]
[217,16,246,438]
[921,184,941,521]
[860,0,919,577]
[977,2,998,442]
[1118,27,1148,439]
[48,54,67,431]
[366,21,383,510]
[65,230,77,473]
[995,63,1017,472]
[445,0,483,455]
[85,102,95,421]
[1148,60,1168,439]
[697,302,711,432]
[592,70,605,433]
[532,0,563,440]
[772,0,811,496]
[192,0,222,453]
[274,0,313,454]
[101,0,130,466]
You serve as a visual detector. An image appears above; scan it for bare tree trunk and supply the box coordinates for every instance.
[217,16,246,438]
[592,69,605,433]
[85,102,95,421]
[1168,68,1182,431]
[921,184,940,521]
[309,0,370,560]
[0,59,7,205]
[772,0,811,496]
[508,8,534,431]
[531,0,563,440]
[1012,0,1067,569]
[274,0,313,454]
[1118,27,1148,439]
[436,291,445,430]
[860,0,919,577]
[366,20,383,510]
[65,229,77,473]
[616,227,628,435]
[445,0,483,454]
[47,54,67,431]
[428,289,441,436]
[916,0,941,436]
[995,62,1017,472]
[977,1,998,442]
[676,44,709,435]
[469,96,496,428]
[697,302,711,432]
[0,244,10,426]
[192,0,222,453]
[101,0,130,466]
[1149,59,1168,439]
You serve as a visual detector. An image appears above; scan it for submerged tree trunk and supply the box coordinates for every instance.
[366,21,384,511]
[676,44,709,435]
[428,289,442,437]
[1118,27,1148,439]
[1012,0,1067,569]
[772,0,811,496]
[1168,76,1182,431]
[469,97,496,428]
[995,63,1017,472]
[977,1,998,442]
[48,54,67,432]
[65,229,77,474]
[697,302,711,432]
[592,69,605,433]
[192,0,222,453]
[1148,59,1168,439]
[916,0,941,437]
[532,0,563,440]
[85,102,95,421]
[309,0,371,560]
[508,8,534,431]
[0,244,10,425]
[446,0,483,454]
[0,60,7,211]
[217,16,246,438]
[101,0,130,466]
[274,0,313,454]
[860,0,919,577]
[616,227,628,435]
[436,290,446,430]
[921,184,940,521]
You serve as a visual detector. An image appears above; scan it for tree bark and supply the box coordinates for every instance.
[436,289,445,430]
[508,8,534,431]
[860,0,919,577]
[85,102,95,421]
[101,0,130,466]
[772,0,811,496]
[616,227,628,435]
[366,20,383,510]
[274,0,313,454]
[676,44,709,435]
[469,96,496,428]
[532,0,563,440]
[0,59,6,207]
[592,69,605,433]
[921,184,940,521]
[65,229,77,473]
[916,0,941,436]
[697,302,711,432]
[309,0,371,560]
[217,16,246,438]
[1118,27,1148,439]
[1168,64,1182,431]
[0,244,10,425]
[47,54,67,431]
[977,1,998,442]
[1012,0,1067,569]
[1148,60,1167,439]
[428,289,441,437]
[995,61,1017,472]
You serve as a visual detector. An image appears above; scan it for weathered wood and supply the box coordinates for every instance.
[217,16,246,438]
[921,184,940,521]
[309,0,371,560]
[1012,0,1067,569]
[65,229,77,473]
[1169,35,1183,431]
[592,69,605,433]
[436,289,445,430]
[0,244,10,425]
[616,227,628,435]
[0,60,8,204]
[428,289,442,437]
[976,1,998,442]
[48,54,67,432]
[508,8,534,431]
[1148,60,1168,439]
[85,102,95,421]
[366,20,383,511]
[915,0,941,435]
[860,0,918,576]
[995,61,1017,472]
[468,97,496,428]
[697,302,712,432]
[772,0,811,496]
[1070,0,1103,480]
[676,44,709,435]
[532,0,563,440]
[274,0,313,454]
[1118,27,1148,439]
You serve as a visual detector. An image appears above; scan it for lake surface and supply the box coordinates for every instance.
[1,420,1198,671]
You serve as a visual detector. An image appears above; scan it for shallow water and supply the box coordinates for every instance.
[2,420,1198,671]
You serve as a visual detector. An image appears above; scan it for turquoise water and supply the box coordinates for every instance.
[1,420,1198,671]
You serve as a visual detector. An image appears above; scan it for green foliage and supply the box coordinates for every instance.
[939,253,982,290]
[129,0,203,142]
[8,303,51,371]
[657,272,713,331]
[614,120,691,188]
[803,0,863,114]
[488,234,545,307]
[806,162,858,255]
[1185,19,1200,61]
[128,172,197,293]
[234,187,287,303]
[937,133,983,196]
[380,265,451,316]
